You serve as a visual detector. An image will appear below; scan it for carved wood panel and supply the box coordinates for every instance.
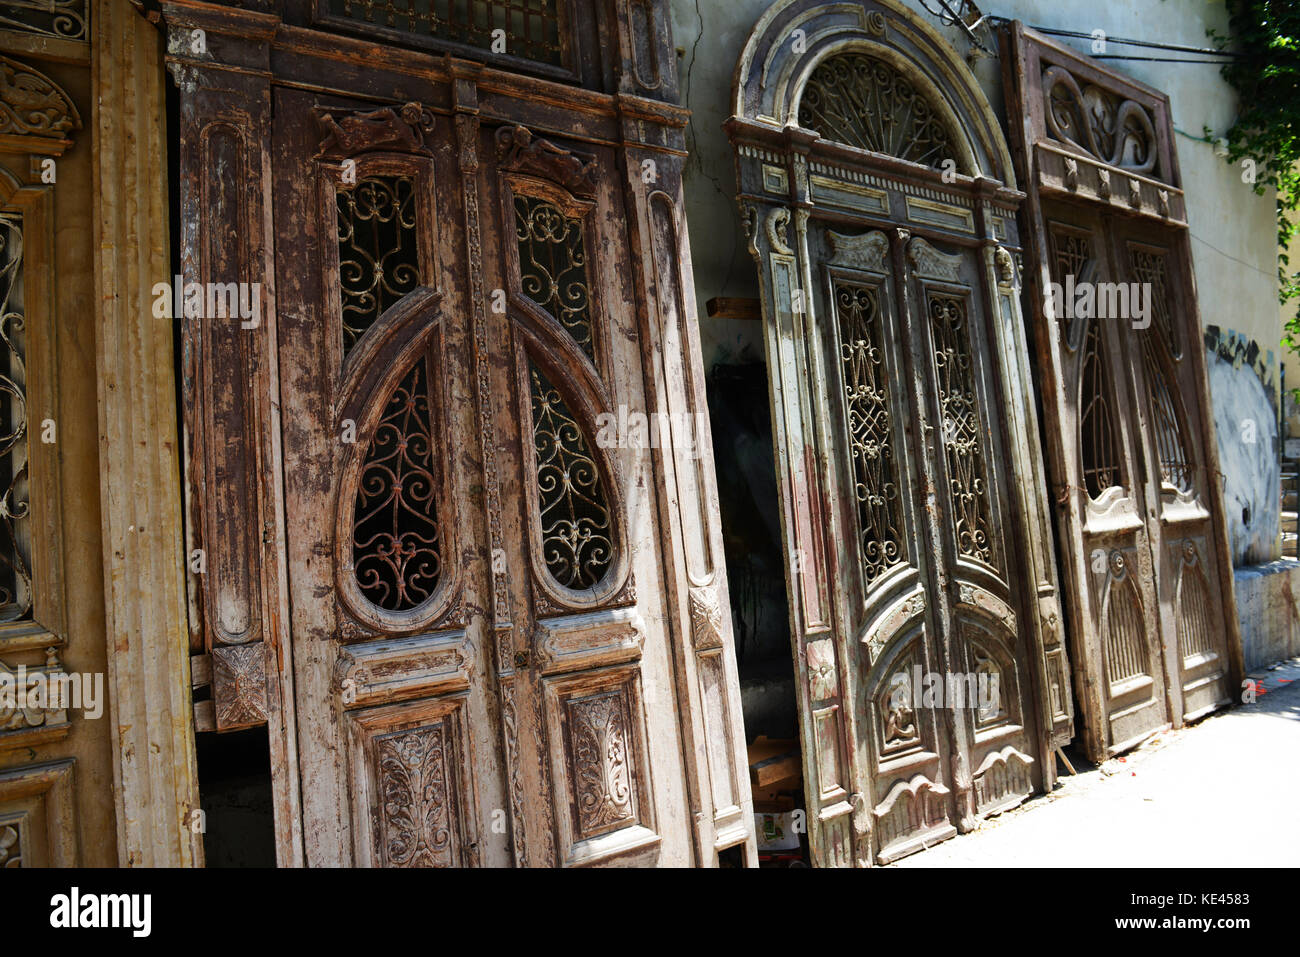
[1003,23,1241,761]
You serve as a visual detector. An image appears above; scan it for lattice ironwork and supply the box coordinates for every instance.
[329,0,565,67]
[798,52,957,169]
[927,293,994,566]
[352,359,442,611]
[1128,247,1193,493]
[336,176,419,356]
[833,280,906,584]
[1050,228,1122,499]
[0,0,88,42]
[0,214,30,624]
[514,194,594,362]
[1128,245,1180,360]
[528,359,612,590]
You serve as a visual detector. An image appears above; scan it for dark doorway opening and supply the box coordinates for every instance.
[195,726,277,867]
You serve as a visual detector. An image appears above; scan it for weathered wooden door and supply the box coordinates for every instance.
[805,224,1048,864]
[1004,23,1242,760]
[729,0,1074,866]
[273,88,695,866]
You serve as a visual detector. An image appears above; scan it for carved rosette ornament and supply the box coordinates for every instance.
[688,587,724,651]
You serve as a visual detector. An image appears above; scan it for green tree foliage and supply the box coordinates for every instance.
[1209,2,1300,357]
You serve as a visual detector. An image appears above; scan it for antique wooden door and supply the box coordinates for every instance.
[729,0,1073,866]
[1004,23,1242,761]
[173,0,754,868]
[275,91,689,866]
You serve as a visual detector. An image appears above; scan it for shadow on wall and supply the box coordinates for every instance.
[1205,327,1279,565]
[707,349,798,740]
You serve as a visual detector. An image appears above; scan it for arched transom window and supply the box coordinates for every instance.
[798,51,960,170]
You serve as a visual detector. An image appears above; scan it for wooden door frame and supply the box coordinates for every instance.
[163,0,755,866]
[727,0,1073,867]
[1001,22,1245,762]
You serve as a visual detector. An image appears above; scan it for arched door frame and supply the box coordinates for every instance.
[727,0,1073,866]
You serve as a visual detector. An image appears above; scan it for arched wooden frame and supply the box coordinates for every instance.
[332,289,465,636]
[499,168,630,612]
[511,322,631,613]
[731,0,1015,186]
[729,0,1077,867]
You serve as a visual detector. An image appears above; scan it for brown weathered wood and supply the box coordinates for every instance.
[167,0,753,867]
[1001,22,1242,763]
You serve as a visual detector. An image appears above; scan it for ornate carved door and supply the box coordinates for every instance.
[173,0,754,868]
[1003,24,1242,761]
[729,0,1073,867]
[275,93,691,866]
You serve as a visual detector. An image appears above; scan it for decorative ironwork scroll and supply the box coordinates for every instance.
[0,1,87,43]
[798,52,957,169]
[833,280,905,583]
[328,0,564,67]
[528,360,612,591]
[353,359,441,611]
[927,293,993,566]
[514,194,594,362]
[0,214,29,623]
[336,176,419,355]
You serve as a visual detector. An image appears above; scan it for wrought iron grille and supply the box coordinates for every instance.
[528,360,612,590]
[833,280,906,585]
[336,176,419,356]
[798,52,957,169]
[1050,228,1121,499]
[352,359,442,612]
[0,213,30,624]
[328,0,564,67]
[927,293,994,567]
[1128,247,1193,492]
[0,0,88,42]
[514,194,594,362]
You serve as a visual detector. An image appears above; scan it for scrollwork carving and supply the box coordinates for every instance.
[0,55,81,142]
[316,102,435,159]
[496,124,598,197]
[1042,65,1158,177]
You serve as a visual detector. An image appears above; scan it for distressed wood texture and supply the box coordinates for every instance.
[1002,23,1243,762]
[93,0,203,866]
[165,0,753,866]
[728,0,1072,866]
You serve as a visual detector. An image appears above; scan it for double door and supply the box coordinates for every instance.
[766,215,1047,865]
[1041,202,1233,754]
[272,87,694,866]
